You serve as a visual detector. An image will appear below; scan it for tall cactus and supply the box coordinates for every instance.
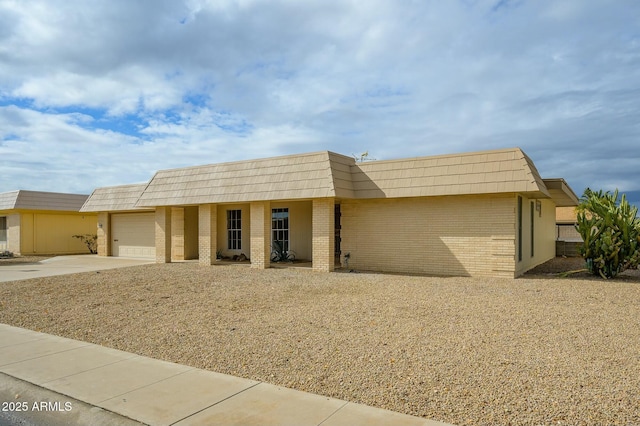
[575,189,640,278]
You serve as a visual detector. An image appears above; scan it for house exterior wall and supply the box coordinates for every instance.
[250,201,271,269]
[272,201,312,261]
[97,212,110,256]
[515,196,556,276]
[6,214,21,254]
[184,206,199,260]
[171,207,185,261]
[198,204,217,265]
[6,211,96,255]
[155,207,172,263]
[0,217,5,252]
[312,198,335,272]
[216,204,251,258]
[340,194,517,277]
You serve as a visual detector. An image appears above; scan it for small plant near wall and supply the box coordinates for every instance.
[73,234,98,254]
[270,240,295,262]
[575,188,640,279]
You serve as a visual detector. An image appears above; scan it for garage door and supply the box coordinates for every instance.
[111,213,156,258]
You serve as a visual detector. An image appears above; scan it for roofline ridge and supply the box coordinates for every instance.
[355,147,523,165]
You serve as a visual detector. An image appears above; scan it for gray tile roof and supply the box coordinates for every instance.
[0,190,89,211]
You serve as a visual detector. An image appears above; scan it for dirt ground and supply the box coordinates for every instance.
[1,256,639,425]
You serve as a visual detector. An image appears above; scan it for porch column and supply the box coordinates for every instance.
[250,201,271,269]
[96,212,110,256]
[198,204,217,266]
[155,207,172,263]
[312,198,335,272]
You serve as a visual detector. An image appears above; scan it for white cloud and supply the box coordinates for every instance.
[0,0,639,198]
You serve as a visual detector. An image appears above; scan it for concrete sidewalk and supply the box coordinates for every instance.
[0,324,452,426]
[0,255,154,282]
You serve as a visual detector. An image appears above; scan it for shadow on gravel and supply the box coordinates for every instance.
[524,256,640,282]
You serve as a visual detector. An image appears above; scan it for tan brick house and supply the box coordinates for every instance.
[0,190,97,255]
[80,147,578,277]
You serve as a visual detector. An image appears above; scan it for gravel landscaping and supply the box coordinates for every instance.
[1,258,639,425]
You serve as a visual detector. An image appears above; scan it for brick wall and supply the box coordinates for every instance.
[250,201,270,269]
[312,198,335,272]
[198,204,217,265]
[96,212,109,256]
[340,194,516,277]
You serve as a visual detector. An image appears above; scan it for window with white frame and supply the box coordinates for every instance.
[271,208,289,252]
[227,210,242,250]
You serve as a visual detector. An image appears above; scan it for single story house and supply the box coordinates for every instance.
[80,147,579,277]
[0,190,97,255]
[555,206,583,257]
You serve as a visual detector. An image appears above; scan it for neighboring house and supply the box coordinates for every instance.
[80,147,579,277]
[555,206,583,257]
[556,206,582,241]
[0,190,98,255]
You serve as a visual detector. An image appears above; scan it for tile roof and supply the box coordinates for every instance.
[351,147,552,199]
[134,151,355,207]
[80,147,579,211]
[80,184,150,212]
[0,190,89,211]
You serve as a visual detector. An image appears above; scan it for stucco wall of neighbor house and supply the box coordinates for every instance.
[340,194,517,278]
[14,211,97,255]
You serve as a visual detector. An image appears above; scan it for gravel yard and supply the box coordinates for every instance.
[1,259,639,425]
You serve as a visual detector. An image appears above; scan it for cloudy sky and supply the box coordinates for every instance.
[1,0,639,205]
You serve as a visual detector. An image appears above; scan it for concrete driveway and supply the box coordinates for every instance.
[0,255,154,283]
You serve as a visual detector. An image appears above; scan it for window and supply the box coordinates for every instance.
[530,201,535,257]
[227,210,242,250]
[272,208,289,252]
[0,217,6,243]
[517,196,523,262]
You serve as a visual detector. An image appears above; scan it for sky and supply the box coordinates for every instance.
[1,0,639,206]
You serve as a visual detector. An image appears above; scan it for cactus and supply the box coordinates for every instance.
[575,189,640,278]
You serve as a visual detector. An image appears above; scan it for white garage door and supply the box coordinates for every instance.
[111,213,156,258]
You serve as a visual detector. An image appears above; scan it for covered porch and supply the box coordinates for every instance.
[155,198,338,272]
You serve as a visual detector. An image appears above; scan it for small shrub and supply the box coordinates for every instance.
[73,234,98,254]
